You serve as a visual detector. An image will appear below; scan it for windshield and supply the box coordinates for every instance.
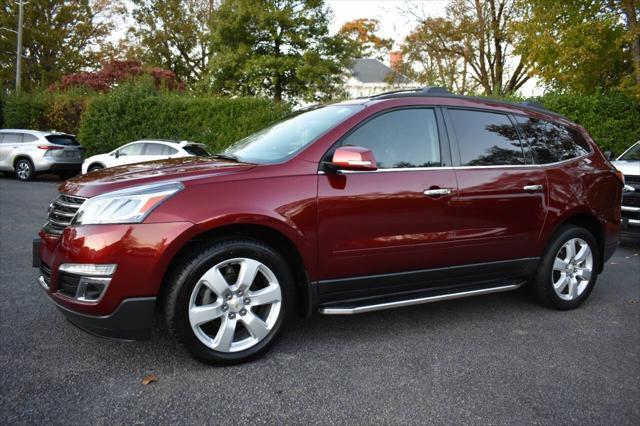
[619,142,640,161]
[221,105,364,164]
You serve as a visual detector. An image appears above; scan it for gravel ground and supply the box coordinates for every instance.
[1,175,639,425]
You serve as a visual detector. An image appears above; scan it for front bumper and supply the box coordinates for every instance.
[621,205,640,232]
[33,221,197,339]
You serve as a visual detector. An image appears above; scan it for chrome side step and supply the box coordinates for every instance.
[319,282,524,315]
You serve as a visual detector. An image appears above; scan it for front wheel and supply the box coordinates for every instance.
[164,239,294,365]
[532,225,599,310]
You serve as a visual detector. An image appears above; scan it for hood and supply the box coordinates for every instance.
[612,160,640,178]
[60,156,255,198]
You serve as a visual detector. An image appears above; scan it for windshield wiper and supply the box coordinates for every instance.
[212,153,241,162]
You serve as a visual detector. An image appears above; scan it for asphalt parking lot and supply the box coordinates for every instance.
[1,175,639,425]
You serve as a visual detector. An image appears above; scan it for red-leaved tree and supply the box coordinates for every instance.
[49,60,184,92]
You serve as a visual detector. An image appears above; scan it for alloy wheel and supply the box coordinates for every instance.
[551,237,593,301]
[188,257,282,353]
[16,161,31,180]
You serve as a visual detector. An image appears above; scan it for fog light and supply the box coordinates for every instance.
[59,263,117,276]
[76,277,111,302]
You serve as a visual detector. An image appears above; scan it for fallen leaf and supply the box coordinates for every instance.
[142,374,158,385]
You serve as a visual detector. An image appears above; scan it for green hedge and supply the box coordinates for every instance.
[537,91,640,155]
[78,84,289,155]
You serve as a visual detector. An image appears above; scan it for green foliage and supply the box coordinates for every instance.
[207,0,356,103]
[128,0,213,83]
[0,0,123,92]
[3,91,88,135]
[78,83,289,155]
[515,0,636,95]
[537,91,640,154]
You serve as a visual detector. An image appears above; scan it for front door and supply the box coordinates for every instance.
[317,108,458,297]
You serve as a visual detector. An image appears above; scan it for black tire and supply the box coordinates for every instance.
[532,225,600,310]
[164,238,295,365]
[14,158,34,181]
[88,164,104,173]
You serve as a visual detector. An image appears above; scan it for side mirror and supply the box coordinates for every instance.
[604,151,615,161]
[113,151,120,158]
[328,146,377,171]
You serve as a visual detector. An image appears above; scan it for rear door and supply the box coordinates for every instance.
[45,134,84,162]
[317,107,458,293]
[142,143,178,160]
[444,108,548,264]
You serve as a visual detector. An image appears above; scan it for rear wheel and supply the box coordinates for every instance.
[14,159,34,181]
[164,239,294,365]
[532,225,599,310]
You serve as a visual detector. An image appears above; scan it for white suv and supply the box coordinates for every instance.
[82,139,209,174]
[0,129,85,181]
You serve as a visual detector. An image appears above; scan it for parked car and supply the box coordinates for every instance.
[0,129,84,181]
[612,141,640,235]
[82,139,209,174]
[33,88,622,365]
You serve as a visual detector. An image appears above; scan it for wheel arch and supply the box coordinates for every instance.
[160,222,315,318]
[546,212,606,273]
[88,161,106,170]
[13,154,34,169]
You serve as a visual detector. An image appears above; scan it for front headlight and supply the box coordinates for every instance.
[73,181,183,225]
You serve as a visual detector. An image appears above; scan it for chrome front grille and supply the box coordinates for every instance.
[43,194,86,235]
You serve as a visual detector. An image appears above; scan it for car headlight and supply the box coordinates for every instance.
[73,181,183,225]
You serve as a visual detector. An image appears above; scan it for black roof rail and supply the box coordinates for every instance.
[367,86,451,100]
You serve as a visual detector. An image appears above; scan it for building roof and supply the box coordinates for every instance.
[349,58,414,84]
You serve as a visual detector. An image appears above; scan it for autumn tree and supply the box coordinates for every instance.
[0,0,123,91]
[128,0,215,84]
[515,0,638,94]
[206,0,356,103]
[401,0,531,96]
[339,18,393,60]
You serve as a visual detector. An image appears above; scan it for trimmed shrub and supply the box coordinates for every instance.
[78,83,289,155]
[2,91,88,135]
[537,91,640,155]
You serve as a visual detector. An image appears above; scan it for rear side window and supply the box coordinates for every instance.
[183,145,209,156]
[515,117,590,164]
[448,109,525,166]
[45,135,79,146]
[143,143,176,155]
[22,134,38,143]
[1,133,22,144]
[339,108,441,169]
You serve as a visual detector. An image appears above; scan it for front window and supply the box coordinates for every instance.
[619,142,640,161]
[221,105,364,164]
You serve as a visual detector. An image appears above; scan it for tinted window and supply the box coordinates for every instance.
[222,105,364,164]
[619,143,640,161]
[46,135,79,146]
[449,109,525,166]
[1,133,22,144]
[183,145,209,156]
[516,117,590,164]
[339,108,440,169]
[143,143,173,155]
[118,143,144,156]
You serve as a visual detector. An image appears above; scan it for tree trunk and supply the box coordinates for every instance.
[621,0,640,85]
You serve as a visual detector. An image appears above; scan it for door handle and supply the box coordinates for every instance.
[523,184,544,192]
[423,188,452,197]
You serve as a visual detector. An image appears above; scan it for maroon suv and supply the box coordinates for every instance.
[33,88,622,364]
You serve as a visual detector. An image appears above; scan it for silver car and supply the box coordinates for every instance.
[0,129,85,181]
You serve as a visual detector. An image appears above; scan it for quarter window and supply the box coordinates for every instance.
[339,108,441,169]
[449,109,525,166]
[515,117,590,164]
[22,134,38,143]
